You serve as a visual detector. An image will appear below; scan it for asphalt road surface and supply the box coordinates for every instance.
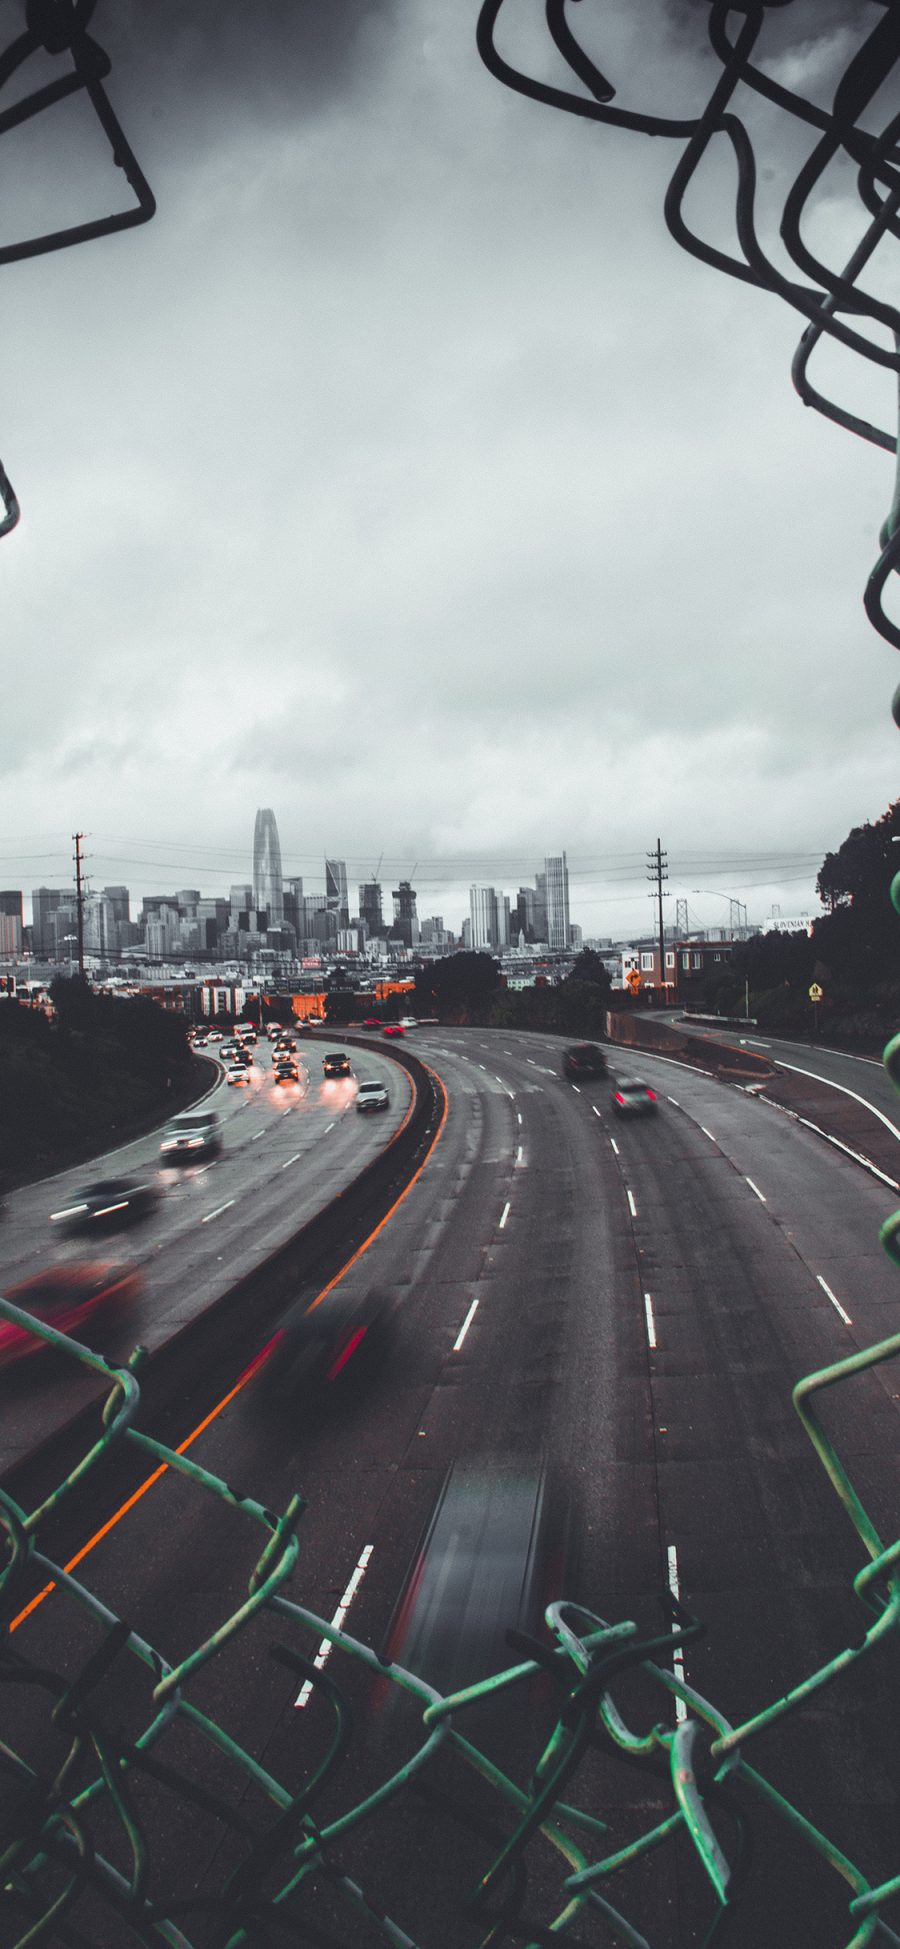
[0,1033,412,1466]
[4,1026,900,1946]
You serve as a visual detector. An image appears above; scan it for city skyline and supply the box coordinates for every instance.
[10,824,821,954]
[0,7,894,964]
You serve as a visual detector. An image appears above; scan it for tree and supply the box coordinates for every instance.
[413,953,500,1023]
[817,801,900,912]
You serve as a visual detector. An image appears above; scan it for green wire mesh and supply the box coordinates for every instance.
[2,1298,900,1949]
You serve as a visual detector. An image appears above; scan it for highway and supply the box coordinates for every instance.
[4,1025,899,1947]
[0,1031,412,1467]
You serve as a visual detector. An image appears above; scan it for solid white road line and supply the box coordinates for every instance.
[700,1127,716,1143]
[295,1545,375,1707]
[667,1544,688,1723]
[817,1274,852,1325]
[745,1177,767,1203]
[644,1293,657,1349]
[453,1297,479,1351]
[772,1058,900,1142]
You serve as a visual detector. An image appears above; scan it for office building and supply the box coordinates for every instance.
[0,890,23,957]
[391,880,418,947]
[253,809,284,924]
[325,858,349,930]
[469,885,506,951]
[545,853,570,950]
[31,887,64,956]
[359,881,384,937]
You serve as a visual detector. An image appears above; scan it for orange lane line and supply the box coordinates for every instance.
[10,1063,449,1631]
[305,1063,448,1313]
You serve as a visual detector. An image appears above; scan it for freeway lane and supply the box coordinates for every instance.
[666,1016,900,1179]
[6,1027,900,1947]
[0,1036,411,1468]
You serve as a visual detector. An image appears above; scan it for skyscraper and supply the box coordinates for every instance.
[253,809,284,924]
[391,880,418,947]
[544,853,570,950]
[325,858,349,929]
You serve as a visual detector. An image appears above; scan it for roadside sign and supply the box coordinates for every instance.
[626,968,641,992]
[808,982,823,1002]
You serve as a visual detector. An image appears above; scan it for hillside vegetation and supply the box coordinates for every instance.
[0,978,197,1185]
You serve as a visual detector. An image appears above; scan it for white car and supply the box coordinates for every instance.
[160,1110,222,1160]
[356,1080,389,1114]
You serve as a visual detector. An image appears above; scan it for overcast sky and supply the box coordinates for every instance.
[1,0,897,941]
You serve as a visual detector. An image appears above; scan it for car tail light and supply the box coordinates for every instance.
[325,1325,368,1382]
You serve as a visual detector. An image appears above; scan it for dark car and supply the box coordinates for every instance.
[258,1286,398,1403]
[0,1264,142,1369]
[611,1079,658,1116]
[323,1052,352,1078]
[356,1079,389,1114]
[379,1461,574,1709]
[50,1176,161,1232]
[274,1063,300,1084]
[228,1050,251,1068]
[562,1042,607,1080]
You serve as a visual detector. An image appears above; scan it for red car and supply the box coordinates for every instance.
[0,1264,142,1369]
[382,1023,405,1038]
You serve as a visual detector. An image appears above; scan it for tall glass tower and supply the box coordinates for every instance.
[253,808,284,924]
[544,853,570,949]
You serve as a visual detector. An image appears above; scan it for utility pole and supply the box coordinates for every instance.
[647,839,668,1002]
[73,831,86,981]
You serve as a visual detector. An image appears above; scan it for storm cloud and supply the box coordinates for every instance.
[1,2,896,937]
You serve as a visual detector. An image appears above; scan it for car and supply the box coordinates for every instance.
[274,1064,299,1085]
[191,1034,208,1048]
[562,1043,608,1080]
[0,1263,143,1370]
[399,1017,418,1029]
[611,1079,658,1116]
[159,1110,223,1160]
[49,1176,161,1232]
[323,1052,352,1078]
[206,1029,224,1042]
[228,1050,251,1067]
[273,1038,294,1054]
[356,1079,389,1114]
[227,1070,251,1087]
[361,1017,382,1031]
[379,1461,574,1712]
[382,1023,404,1038]
[258,1286,399,1404]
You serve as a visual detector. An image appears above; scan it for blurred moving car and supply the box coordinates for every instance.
[0,1264,142,1369]
[50,1176,161,1232]
[611,1079,658,1116]
[380,1461,572,1704]
[382,1023,404,1038]
[258,1286,398,1402]
[323,1052,352,1078]
[159,1110,222,1160]
[562,1042,607,1080]
[356,1079,389,1114]
[361,1017,382,1031]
